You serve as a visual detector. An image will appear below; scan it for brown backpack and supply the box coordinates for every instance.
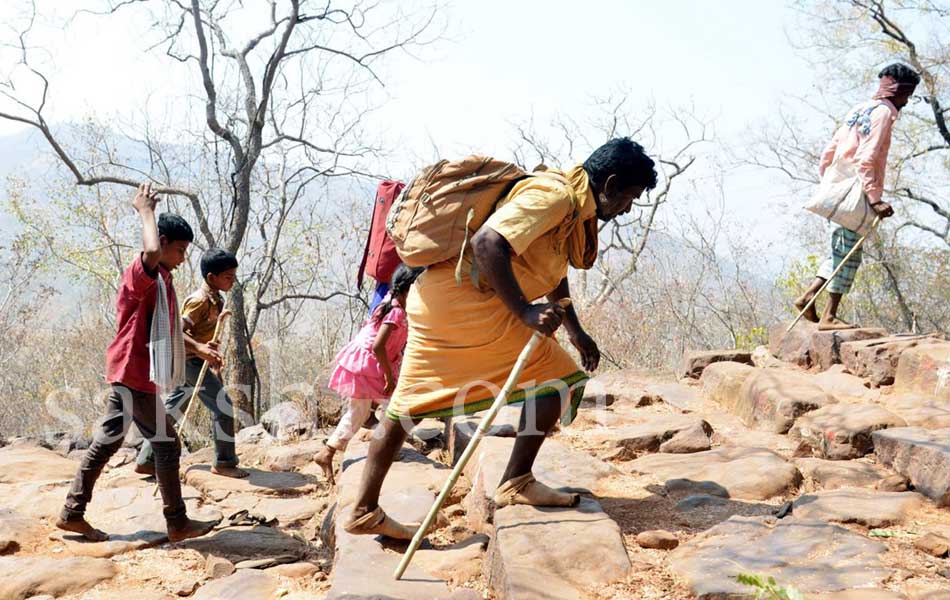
[386,156,571,281]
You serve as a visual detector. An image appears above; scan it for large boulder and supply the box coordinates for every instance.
[769,320,818,368]
[680,349,753,379]
[700,361,756,411]
[790,404,905,460]
[841,334,944,387]
[260,401,312,440]
[810,327,887,372]
[736,370,834,433]
[670,516,889,598]
[792,487,923,527]
[873,427,950,506]
[894,343,950,401]
[0,556,118,600]
[487,499,630,600]
[629,446,802,500]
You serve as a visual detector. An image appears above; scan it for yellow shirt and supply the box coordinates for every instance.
[180,283,224,355]
[482,165,598,300]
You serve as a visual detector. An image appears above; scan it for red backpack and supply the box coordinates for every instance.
[357,180,405,289]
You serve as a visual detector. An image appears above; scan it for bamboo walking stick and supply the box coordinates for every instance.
[393,298,572,580]
[784,217,880,335]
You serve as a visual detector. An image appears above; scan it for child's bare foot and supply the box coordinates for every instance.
[211,466,249,479]
[356,428,375,442]
[793,295,819,323]
[818,317,856,331]
[56,517,108,542]
[167,517,219,542]
[134,462,156,476]
[313,447,336,485]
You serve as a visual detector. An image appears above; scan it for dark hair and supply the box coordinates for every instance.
[157,213,194,244]
[583,138,658,193]
[373,264,424,324]
[200,248,239,279]
[879,63,920,86]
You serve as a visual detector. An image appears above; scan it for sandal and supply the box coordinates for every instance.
[343,507,418,540]
[493,473,580,508]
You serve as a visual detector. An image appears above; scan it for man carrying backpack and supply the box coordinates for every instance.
[343,138,658,539]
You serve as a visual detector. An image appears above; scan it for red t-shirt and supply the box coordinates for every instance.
[105,254,177,394]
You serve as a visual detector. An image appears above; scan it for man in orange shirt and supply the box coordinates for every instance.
[794,63,920,330]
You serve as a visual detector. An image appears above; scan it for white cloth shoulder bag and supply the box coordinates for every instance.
[804,157,875,235]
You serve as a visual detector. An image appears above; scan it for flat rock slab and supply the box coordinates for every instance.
[670,516,889,598]
[182,526,309,563]
[587,414,712,458]
[842,334,944,387]
[793,487,923,527]
[769,320,818,368]
[328,442,458,599]
[681,349,753,379]
[463,436,617,529]
[0,511,47,554]
[811,328,887,372]
[630,446,802,500]
[700,361,755,412]
[812,365,880,402]
[873,427,950,506]
[791,404,905,460]
[193,569,278,600]
[646,382,706,413]
[487,498,629,600]
[885,395,950,429]
[795,458,889,490]
[184,465,321,499]
[447,406,521,464]
[736,369,834,433]
[580,369,669,408]
[216,494,326,528]
[895,343,950,401]
[0,446,78,484]
[259,439,325,472]
[0,556,118,600]
[413,534,488,585]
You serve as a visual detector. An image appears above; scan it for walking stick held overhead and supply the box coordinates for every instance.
[784,217,880,335]
[393,298,573,581]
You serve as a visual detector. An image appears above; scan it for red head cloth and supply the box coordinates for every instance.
[873,75,918,100]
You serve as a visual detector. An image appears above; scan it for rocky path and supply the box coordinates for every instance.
[2,323,950,598]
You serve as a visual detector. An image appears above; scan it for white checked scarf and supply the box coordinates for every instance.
[149,273,186,393]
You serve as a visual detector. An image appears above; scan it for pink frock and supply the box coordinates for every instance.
[328,300,408,401]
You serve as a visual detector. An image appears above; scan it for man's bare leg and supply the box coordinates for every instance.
[343,415,420,539]
[818,292,855,330]
[495,394,579,507]
[793,277,825,323]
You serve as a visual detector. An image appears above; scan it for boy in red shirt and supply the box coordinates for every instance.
[56,183,219,542]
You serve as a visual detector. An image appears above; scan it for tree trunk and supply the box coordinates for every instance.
[224,280,257,427]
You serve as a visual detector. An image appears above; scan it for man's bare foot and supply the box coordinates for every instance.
[793,296,819,323]
[818,317,856,331]
[494,473,580,507]
[56,517,108,542]
[211,465,249,479]
[134,462,156,476]
[313,447,336,485]
[343,507,417,540]
[167,518,219,543]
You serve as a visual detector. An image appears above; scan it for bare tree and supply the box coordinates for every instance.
[0,0,444,418]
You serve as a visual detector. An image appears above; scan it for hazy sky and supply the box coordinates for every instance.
[0,1,847,261]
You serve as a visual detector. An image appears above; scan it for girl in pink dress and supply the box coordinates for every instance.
[314,265,423,483]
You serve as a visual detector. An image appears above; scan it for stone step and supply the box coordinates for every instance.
[700,361,755,411]
[790,403,905,460]
[584,414,712,459]
[461,436,628,599]
[735,369,834,433]
[884,394,950,429]
[810,366,880,402]
[795,458,891,490]
[579,368,669,409]
[445,405,522,464]
[894,343,950,401]
[768,321,887,371]
[326,442,461,600]
[841,334,944,387]
[873,427,950,507]
[680,349,753,379]
[670,515,890,598]
[462,436,616,531]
